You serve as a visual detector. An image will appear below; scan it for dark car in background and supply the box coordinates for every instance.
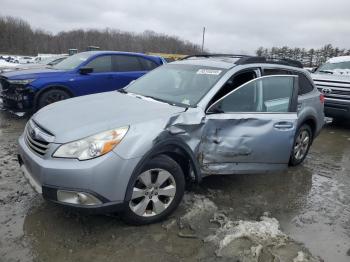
[0,51,166,113]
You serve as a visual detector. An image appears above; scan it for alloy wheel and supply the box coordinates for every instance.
[294,130,310,160]
[44,92,67,105]
[129,168,176,217]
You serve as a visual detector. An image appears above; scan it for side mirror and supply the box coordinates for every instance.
[79,67,93,74]
[311,67,318,73]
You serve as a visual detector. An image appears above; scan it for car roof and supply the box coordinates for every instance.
[172,55,304,71]
[79,50,160,58]
[172,57,240,69]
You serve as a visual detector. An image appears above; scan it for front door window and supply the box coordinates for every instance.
[208,75,296,113]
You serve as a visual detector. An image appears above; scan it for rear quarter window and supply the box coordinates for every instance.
[263,68,314,95]
[138,57,159,71]
[296,73,314,95]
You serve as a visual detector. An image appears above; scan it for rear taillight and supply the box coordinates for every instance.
[320,93,325,104]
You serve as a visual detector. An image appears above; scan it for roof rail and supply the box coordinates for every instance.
[181,54,249,60]
[236,56,303,68]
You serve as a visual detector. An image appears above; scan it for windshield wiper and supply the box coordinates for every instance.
[117,89,128,94]
[143,95,177,106]
[318,70,334,74]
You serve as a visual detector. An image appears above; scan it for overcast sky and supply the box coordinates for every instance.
[1,0,350,54]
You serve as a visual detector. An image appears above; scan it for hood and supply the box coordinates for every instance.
[1,68,65,80]
[0,64,48,73]
[311,73,350,83]
[32,91,186,143]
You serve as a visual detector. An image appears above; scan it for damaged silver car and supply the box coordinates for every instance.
[18,55,324,224]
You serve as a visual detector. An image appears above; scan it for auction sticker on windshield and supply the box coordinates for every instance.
[196,69,222,75]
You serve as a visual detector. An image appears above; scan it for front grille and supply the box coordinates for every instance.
[0,77,9,92]
[25,121,53,156]
[314,78,350,101]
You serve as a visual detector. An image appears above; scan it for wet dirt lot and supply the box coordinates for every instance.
[0,111,349,262]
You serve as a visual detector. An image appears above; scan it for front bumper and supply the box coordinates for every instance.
[18,134,142,213]
[324,99,350,119]
[0,93,34,114]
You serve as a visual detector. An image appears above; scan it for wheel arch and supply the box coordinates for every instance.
[33,84,74,109]
[299,116,317,139]
[124,138,202,202]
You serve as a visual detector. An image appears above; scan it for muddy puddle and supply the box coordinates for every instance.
[0,111,349,262]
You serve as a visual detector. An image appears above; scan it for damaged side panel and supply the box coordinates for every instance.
[198,113,298,175]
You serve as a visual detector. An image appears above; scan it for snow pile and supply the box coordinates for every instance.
[205,213,319,261]
[0,60,19,68]
[208,216,285,249]
[167,194,319,261]
[180,194,218,222]
[179,194,218,235]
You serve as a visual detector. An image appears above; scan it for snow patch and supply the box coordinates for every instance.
[179,194,218,233]
[205,214,319,261]
[328,56,350,63]
[0,60,19,67]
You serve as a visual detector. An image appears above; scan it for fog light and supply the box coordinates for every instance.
[57,190,102,206]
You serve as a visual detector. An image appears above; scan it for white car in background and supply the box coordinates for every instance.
[311,56,350,120]
[0,55,68,73]
[16,56,34,64]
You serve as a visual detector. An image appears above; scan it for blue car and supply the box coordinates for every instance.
[0,51,165,113]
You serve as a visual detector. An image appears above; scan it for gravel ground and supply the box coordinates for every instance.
[0,111,349,262]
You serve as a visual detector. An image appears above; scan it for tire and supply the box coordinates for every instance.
[37,88,71,110]
[289,124,313,166]
[122,155,185,225]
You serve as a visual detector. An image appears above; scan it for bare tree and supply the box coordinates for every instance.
[256,44,350,67]
[0,16,202,55]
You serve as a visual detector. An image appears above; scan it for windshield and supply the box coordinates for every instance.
[317,61,350,74]
[126,64,225,107]
[52,52,91,70]
[38,56,64,65]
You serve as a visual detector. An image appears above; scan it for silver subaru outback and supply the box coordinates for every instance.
[18,55,324,225]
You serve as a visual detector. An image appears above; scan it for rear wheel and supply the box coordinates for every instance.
[289,124,312,166]
[37,89,71,109]
[122,155,185,225]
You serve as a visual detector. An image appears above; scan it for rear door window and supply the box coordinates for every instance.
[114,55,144,72]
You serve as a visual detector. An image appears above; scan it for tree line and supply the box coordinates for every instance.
[0,16,202,56]
[256,44,350,67]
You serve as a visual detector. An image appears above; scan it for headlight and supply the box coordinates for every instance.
[53,126,129,160]
[8,79,35,85]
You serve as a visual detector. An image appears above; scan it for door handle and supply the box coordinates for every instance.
[274,122,294,129]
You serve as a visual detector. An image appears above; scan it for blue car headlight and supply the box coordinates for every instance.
[8,79,36,85]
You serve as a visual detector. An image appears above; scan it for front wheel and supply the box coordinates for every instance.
[37,88,71,110]
[122,155,185,225]
[289,124,312,166]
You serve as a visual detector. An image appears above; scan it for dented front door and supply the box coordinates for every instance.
[199,75,299,174]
